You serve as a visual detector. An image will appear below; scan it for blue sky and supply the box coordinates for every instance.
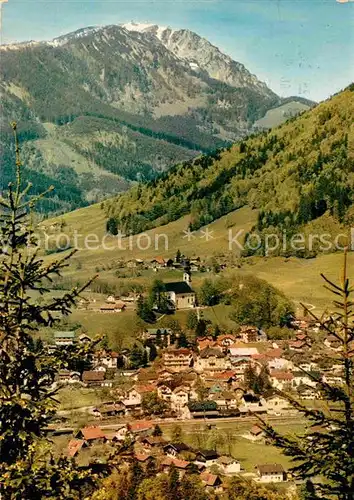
[1,0,353,101]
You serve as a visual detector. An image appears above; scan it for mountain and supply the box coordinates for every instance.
[122,23,270,93]
[0,23,314,214]
[104,85,354,257]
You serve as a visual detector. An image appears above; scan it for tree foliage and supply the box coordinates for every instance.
[258,251,354,499]
[0,123,100,498]
[141,392,168,416]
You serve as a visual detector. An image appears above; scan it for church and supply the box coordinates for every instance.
[164,271,196,310]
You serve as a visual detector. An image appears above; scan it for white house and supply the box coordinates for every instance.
[157,384,173,401]
[292,371,321,389]
[298,362,319,372]
[239,394,267,414]
[322,374,344,386]
[171,387,189,411]
[209,391,238,410]
[217,456,241,474]
[270,371,294,391]
[267,357,293,371]
[296,384,320,400]
[195,450,219,468]
[122,388,142,409]
[256,464,286,483]
[229,346,259,358]
[196,347,230,372]
[93,351,119,370]
[266,395,292,415]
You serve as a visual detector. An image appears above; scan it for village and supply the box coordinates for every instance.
[48,295,345,494]
[76,254,206,314]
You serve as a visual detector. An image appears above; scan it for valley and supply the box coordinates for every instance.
[1,9,353,498]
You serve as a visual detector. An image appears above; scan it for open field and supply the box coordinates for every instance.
[238,252,354,315]
[170,417,306,472]
[52,415,307,472]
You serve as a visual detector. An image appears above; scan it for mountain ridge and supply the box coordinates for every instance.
[0,23,315,214]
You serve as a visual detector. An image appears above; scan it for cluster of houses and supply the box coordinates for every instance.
[66,421,287,490]
[51,312,349,493]
[125,256,203,273]
[54,315,346,420]
[78,269,197,313]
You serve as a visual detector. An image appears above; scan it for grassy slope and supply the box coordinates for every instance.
[46,202,353,311]
[254,100,311,129]
[42,200,354,350]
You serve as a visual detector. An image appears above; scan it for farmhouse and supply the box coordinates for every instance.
[140,436,167,449]
[113,421,154,440]
[248,425,265,441]
[99,303,126,313]
[256,464,286,483]
[150,256,166,268]
[82,371,112,387]
[216,334,236,348]
[75,426,106,444]
[134,452,153,464]
[200,472,223,490]
[56,370,81,384]
[196,347,229,372]
[161,457,191,479]
[67,439,87,458]
[95,402,125,418]
[53,330,75,346]
[217,456,241,474]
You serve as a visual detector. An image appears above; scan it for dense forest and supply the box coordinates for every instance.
[105,85,354,256]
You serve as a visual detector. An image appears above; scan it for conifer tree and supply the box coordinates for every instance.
[258,250,354,499]
[0,123,99,498]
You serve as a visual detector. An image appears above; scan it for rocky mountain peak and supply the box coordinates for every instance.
[122,22,273,96]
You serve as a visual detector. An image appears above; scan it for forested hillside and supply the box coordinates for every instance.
[105,85,354,256]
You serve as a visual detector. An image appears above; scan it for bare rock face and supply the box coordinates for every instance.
[123,23,273,96]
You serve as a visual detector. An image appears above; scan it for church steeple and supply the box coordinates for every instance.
[183,271,191,283]
[183,259,191,283]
